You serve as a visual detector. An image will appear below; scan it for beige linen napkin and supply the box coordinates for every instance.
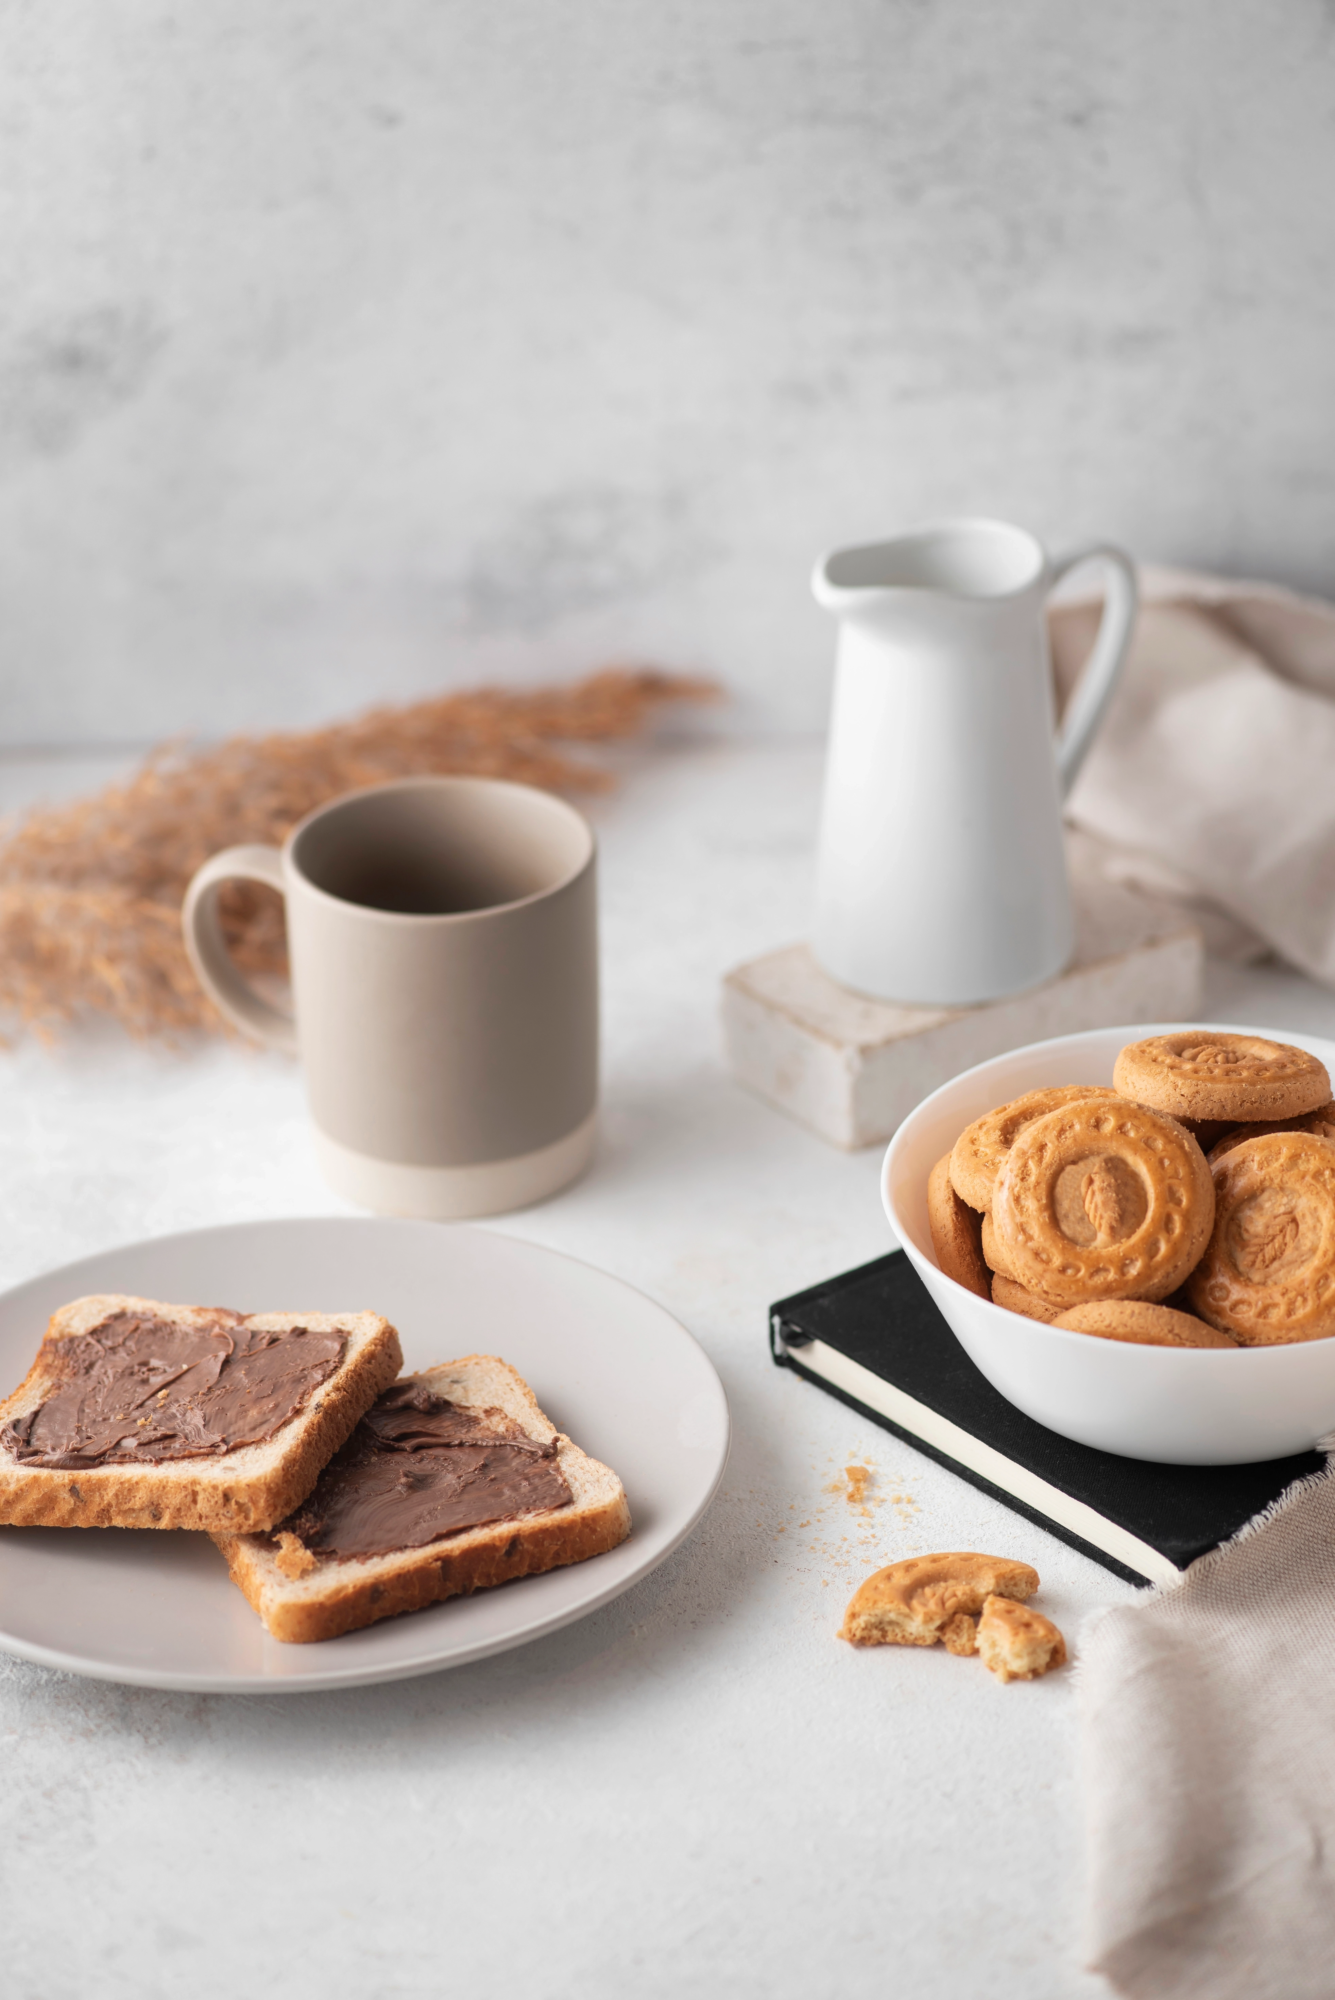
[1047,567,1335,1990]
[1081,1464,1335,1999]
[1050,570,1335,984]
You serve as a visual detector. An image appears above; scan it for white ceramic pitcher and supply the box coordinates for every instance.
[811,517,1137,1006]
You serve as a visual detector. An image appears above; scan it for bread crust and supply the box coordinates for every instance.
[213,1355,631,1643]
[0,1296,402,1533]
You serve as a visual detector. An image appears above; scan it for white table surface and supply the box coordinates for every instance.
[2,735,1333,2000]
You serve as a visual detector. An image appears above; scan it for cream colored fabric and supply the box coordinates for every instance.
[1053,568,1335,1990]
[1080,1465,1335,1999]
[1050,570,1335,985]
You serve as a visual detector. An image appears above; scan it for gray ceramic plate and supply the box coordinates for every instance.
[0,1217,729,1692]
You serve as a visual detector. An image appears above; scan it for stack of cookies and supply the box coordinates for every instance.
[927,1032,1335,1347]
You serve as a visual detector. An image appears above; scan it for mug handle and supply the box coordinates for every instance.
[181,845,298,1053]
[1047,544,1138,797]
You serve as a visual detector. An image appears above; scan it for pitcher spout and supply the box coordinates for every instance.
[812,518,1048,619]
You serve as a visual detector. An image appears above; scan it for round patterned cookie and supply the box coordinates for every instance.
[1114,1033,1330,1124]
[1185,1132,1335,1344]
[990,1274,1063,1324]
[949,1087,1118,1212]
[1208,1103,1335,1166]
[927,1154,990,1300]
[991,1096,1215,1307]
[1052,1300,1236,1348]
[979,1210,1017,1280]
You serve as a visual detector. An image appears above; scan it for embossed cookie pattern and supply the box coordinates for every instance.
[989,1096,1214,1307]
[932,1036,1335,1347]
[1186,1132,1335,1344]
[948,1086,1117,1213]
[1114,1033,1330,1124]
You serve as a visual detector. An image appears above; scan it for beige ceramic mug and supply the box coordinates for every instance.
[182,776,598,1219]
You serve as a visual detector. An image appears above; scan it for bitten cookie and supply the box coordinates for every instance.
[949,1087,1117,1212]
[991,1274,1064,1323]
[1114,1033,1330,1125]
[838,1553,1038,1651]
[976,1594,1066,1683]
[1186,1132,1335,1344]
[1053,1300,1236,1348]
[927,1154,990,1300]
[991,1096,1215,1307]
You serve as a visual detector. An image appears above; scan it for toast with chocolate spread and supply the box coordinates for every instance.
[0,1295,402,1534]
[213,1354,631,1642]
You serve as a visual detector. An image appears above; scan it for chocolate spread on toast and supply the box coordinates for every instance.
[278,1380,572,1562]
[2,1310,345,1468]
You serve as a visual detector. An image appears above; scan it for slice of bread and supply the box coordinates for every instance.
[213,1354,632,1644]
[0,1294,402,1534]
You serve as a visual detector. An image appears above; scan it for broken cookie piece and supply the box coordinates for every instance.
[838,1552,1038,1651]
[976,1593,1067,1683]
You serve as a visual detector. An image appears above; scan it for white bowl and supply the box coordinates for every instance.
[881,1022,1335,1465]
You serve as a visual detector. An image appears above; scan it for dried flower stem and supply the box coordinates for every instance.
[0,667,715,1040]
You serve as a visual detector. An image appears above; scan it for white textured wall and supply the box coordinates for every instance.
[1,0,1332,742]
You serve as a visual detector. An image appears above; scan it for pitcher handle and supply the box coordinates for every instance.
[182,845,299,1052]
[1048,544,1138,797]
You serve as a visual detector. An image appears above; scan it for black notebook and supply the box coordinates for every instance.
[770,1250,1322,1586]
